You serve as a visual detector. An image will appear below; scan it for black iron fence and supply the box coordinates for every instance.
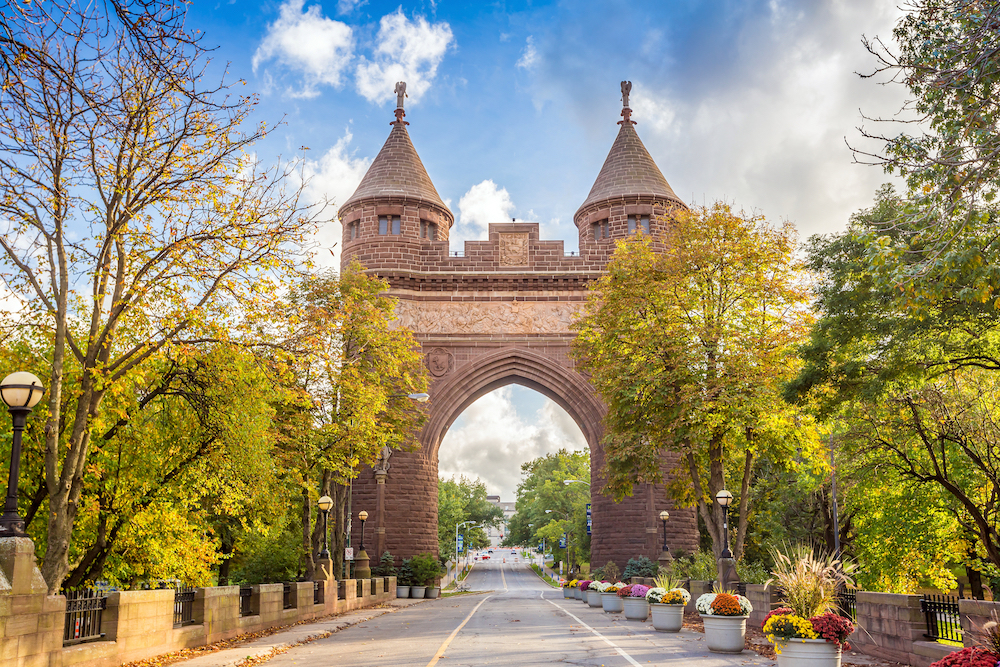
[837,589,857,621]
[173,587,196,627]
[356,579,364,598]
[283,583,294,609]
[314,581,323,605]
[920,594,963,643]
[63,589,107,645]
[239,586,254,617]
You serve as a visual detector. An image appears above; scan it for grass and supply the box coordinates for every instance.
[530,564,560,588]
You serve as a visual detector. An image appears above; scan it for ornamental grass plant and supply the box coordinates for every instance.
[769,544,856,619]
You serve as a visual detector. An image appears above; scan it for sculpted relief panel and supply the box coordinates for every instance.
[395,300,583,336]
[498,233,529,266]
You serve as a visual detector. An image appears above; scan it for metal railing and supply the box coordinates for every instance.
[314,581,323,605]
[450,250,465,257]
[239,586,254,617]
[564,251,579,257]
[283,583,295,609]
[920,594,963,643]
[173,587,196,627]
[63,589,107,645]
[837,589,857,621]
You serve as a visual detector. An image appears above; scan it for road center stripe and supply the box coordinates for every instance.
[424,595,492,667]
[544,599,643,667]
[500,562,507,591]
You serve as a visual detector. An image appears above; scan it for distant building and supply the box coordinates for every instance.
[486,495,515,547]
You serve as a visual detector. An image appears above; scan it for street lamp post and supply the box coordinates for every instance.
[455,520,476,578]
[354,510,372,579]
[0,372,44,537]
[714,490,733,559]
[317,495,333,560]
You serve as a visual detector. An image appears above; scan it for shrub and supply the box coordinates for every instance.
[398,558,414,586]
[594,560,621,582]
[373,551,396,577]
[410,552,441,586]
[622,556,658,579]
[672,550,718,581]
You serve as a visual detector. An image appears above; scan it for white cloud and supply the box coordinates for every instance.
[253,0,354,98]
[452,179,515,249]
[516,36,538,70]
[439,387,588,501]
[336,0,365,15]
[355,10,453,105]
[298,129,372,268]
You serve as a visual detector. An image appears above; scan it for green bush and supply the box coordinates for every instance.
[398,558,414,586]
[373,551,397,577]
[622,556,658,580]
[410,552,441,586]
[737,559,771,584]
[230,528,300,585]
[672,550,718,581]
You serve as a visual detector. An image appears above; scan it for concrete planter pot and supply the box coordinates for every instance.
[563,588,574,599]
[575,588,584,600]
[700,614,748,653]
[425,587,440,599]
[650,603,684,632]
[587,589,602,607]
[775,638,841,667]
[622,597,649,620]
[396,585,410,598]
[601,592,623,613]
[410,585,427,599]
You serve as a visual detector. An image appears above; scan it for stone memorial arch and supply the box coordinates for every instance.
[339,86,699,569]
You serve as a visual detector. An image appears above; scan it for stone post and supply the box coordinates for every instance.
[354,551,371,580]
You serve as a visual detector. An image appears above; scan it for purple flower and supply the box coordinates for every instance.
[630,584,650,598]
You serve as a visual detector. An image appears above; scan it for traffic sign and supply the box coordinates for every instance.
[345,547,354,561]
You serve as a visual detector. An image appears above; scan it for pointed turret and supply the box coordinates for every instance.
[575,82,684,249]
[339,85,453,271]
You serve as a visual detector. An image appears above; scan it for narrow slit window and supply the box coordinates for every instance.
[628,216,636,234]
[379,216,388,235]
[391,216,401,235]
[640,215,650,234]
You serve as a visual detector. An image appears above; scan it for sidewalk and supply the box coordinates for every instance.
[156,597,428,667]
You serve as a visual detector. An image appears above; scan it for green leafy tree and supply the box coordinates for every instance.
[437,476,503,560]
[503,449,590,570]
[573,204,816,559]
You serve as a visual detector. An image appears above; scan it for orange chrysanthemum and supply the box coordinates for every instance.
[710,593,742,616]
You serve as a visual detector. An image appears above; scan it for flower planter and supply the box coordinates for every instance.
[563,588,574,599]
[396,585,410,598]
[700,615,748,653]
[650,603,684,632]
[410,585,427,599]
[775,638,841,667]
[622,597,649,620]
[425,587,440,599]
[587,589,602,607]
[601,592,623,613]
[575,588,583,600]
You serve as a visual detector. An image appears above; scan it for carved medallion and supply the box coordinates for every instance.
[426,347,453,377]
[499,233,529,266]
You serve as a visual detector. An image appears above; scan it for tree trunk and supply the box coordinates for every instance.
[301,487,314,581]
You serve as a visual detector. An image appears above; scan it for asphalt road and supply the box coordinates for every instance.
[262,559,776,667]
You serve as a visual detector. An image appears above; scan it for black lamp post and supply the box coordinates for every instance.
[358,510,368,550]
[715,489,734,559]
[317,495,333,559]
[0,372,44,537]
[659,510,670,552]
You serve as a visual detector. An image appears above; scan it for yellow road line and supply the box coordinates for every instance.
[500,561,507,591]
[424,595,492,667]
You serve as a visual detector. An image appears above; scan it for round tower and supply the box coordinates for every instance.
[575,82,686,261]
[338,84,453,272]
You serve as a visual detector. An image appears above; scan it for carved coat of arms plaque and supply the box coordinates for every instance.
[426,347,452,377]
[499,233,529,266]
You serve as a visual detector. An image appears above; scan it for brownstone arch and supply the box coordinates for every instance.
[341,93,700,570]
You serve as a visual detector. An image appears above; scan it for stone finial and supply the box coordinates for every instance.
[620,80,634,125]
[393,81,408,124]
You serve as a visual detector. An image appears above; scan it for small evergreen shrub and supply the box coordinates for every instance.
[622,556,658,580]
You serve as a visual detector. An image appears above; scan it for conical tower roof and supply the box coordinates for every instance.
[339,118,451,217]
[575,117,682,219]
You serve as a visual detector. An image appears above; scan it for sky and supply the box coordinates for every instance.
[187,0,910,500]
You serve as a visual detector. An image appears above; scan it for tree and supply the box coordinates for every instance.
[437,476,503,560]
[503,449,590,570]
[855,0,1000,282]
[281,265,429,580]
[573,204,815,559]
[0,1,316,592]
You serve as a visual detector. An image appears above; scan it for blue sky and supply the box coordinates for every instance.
[187,0,909,498]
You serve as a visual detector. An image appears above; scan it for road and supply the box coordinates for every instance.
[261,558,776,667]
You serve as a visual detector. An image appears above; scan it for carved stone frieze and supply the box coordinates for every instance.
[395,300,583,335]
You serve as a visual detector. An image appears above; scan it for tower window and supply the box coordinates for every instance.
[593,220,609,240]
[421,221,438,240]
[347,221,359,240]
[379,216,401,236]
[628,215,650,234]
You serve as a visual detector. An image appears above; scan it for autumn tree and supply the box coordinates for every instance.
[0,2,316,592]
[573,204,816,559]
[282,264,429,580]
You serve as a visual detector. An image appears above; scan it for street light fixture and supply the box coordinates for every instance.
[0,372,44,537]
[358,510,368,550]
[715,489,734,559]
[317,495,333,559]
[563,479,589,486]
[659,510,670,552]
